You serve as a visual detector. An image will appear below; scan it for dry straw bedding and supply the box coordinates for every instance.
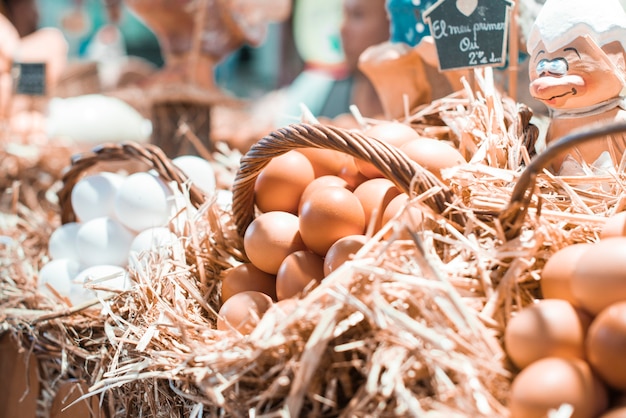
[0,70,623,417]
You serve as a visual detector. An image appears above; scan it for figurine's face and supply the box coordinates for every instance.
[528,35,625,110]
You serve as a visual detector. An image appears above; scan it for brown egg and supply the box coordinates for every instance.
[275,250,325,300]
[504,299,592,370]
[353,178,401,235]
[254,150,316,214]
[297,147,351,177]
[299,186,366,256]
[273,297,299,318]
[243,211,307,274]
[540,243,593,306]
[601,212,626,239]
[298,175,350,213]
[354,122,420,178]
[221,263,277,303]
[217,291,273,334]
[338,156,369,189]
[509,357,608,418]
[586,301,626,390]
[400,137,465,180]
[570,238,626,316]
[381,193,424,239]
[365,121,420,147]
[324,234,369,276]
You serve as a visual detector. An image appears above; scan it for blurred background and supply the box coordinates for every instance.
[34,0,305,99]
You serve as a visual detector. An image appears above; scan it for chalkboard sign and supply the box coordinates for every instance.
[423,0,513,71]
[12,62,46,96]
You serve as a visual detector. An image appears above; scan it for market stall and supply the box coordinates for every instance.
[2,0,626,417]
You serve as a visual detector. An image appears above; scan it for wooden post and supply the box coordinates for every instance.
[508,0,520,101]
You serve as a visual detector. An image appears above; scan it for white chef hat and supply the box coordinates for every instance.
[527,0,626,53]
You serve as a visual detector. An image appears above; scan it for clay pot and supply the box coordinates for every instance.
[358,46,432,120]
[0,334,39,418]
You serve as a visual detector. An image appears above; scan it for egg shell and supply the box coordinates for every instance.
[323,234,368,276]
[586,301,626,390]
[601,212,626,239]
[297,147,351,177]
[70,171,124,222]
[504,299,592,370]
[172,155,216,196]
[221,263,277,302]
[48,222,81,262]
[353,178,401,235]
[217,290,273,334]
[299,186,366,256]
[570,237,626,316]
[253,150,316,214]
[243,211,307,274]
[540,243,593,306]
[509,357,608,418]
[298,175,350,213]
[354,122,420,178]
[114,172,174,232]
[400,138,465,180]
[75,216,136,267]
[38,258,81,300]
[276,250,325,301]
[381,193,424,239]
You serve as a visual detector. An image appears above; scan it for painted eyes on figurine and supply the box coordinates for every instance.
[536,58,568,76]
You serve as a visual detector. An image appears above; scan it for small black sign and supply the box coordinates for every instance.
[423,0,513,71]
[12,62,46,96]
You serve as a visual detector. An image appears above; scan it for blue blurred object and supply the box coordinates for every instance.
[385,0,436,46]
[36,0,162,66]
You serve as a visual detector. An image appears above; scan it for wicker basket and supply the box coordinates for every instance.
[231,122,464,239]
[57,141,206,224]
[3,118,626,417]
[499,119,626,239]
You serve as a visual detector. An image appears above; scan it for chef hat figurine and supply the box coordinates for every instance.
[527,0,626,173]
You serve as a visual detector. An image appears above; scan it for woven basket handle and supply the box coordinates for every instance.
[231,123,460,238]
[57,142,205,224]
[500,120,626,240]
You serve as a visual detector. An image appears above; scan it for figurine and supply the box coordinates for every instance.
[526,0,626,173]
[357,0,467,120]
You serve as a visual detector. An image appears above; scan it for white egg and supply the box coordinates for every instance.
[70,172,124,222]
[48,222,81,261]
[215,189,233,210]
[38,258,81,300]
[114,172,174,232]
[167,188,199,233]
[173,155,216,196]
[75,216,135,267]
[74,264,130,301]
[46,94,152,144]
[130,227,179,254]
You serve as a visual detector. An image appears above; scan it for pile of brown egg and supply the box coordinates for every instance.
[217,122,465,334]
[505,212,626,418]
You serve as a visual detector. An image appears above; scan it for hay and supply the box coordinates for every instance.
[1,67,623,417]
